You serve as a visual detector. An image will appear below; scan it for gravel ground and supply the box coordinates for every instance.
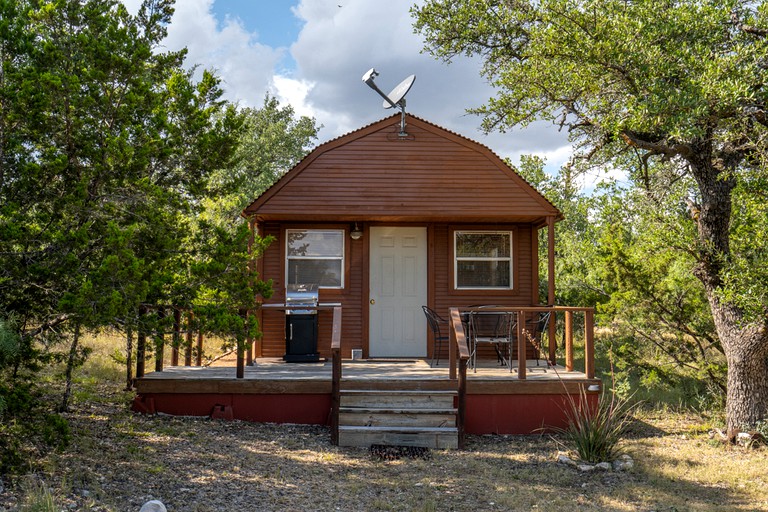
[0,388,566,512]
[2,387,767,512]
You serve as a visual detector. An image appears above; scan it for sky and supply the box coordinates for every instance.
[120,0,573,171]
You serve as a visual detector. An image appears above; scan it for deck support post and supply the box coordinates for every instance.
[184,310,193,366]
[196,331,203,366]
[125,325,134,390]
[547,216,556,306]
[330,307,342,446]
[137,305,147,378]
[517,310,526,380]
[171,307,181,366]
[546,216,557,367]
[458,356,467,449]
[449,308,469,449]
[155,306,166,372]
[584,309,595,379]
[565,310,574,372]
[236,309,246,379]
[548,313,557,366]
[449,317,457,380]
[246,310,254,366]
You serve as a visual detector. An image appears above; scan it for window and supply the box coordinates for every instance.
[454,231,513,289]
[286,229,344,288]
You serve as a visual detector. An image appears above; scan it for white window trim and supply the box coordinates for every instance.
[454,230,513,290]
[285,229,345,289]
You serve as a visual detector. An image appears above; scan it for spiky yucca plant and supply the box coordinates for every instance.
[553,386,637,463]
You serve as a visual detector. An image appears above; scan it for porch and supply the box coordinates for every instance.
[132,306,600,448]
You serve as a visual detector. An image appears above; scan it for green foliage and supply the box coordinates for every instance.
[204,95,319,224]
[0,379,70,474]
[553,387,638,464]
[18,478,58,512]
[415,0,768,429]
[0,0,278,469]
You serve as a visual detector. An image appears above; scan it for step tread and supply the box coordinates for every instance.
[339,407,457,414]
[340,389,457,395]
[338,425,458,433]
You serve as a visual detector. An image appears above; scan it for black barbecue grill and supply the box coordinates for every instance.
[283,284,320,362]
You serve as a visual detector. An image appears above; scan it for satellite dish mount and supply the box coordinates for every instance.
[362,68,416,137]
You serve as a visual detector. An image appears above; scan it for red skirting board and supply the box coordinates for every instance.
[464,393,599,434]
[132,393,332,425]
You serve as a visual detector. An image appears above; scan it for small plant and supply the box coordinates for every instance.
[552,385,638,463]
[19,478,58,512]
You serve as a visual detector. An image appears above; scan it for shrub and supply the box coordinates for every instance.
[552,385,638,463]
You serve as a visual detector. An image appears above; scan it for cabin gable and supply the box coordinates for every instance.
[244,114,560,224]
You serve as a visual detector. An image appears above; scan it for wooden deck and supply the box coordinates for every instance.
[132,357,600,436]
[136,358,595,393]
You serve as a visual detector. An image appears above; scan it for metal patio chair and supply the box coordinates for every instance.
[468,310,516,372]
[422,305,449,367]
[523,311,552,366]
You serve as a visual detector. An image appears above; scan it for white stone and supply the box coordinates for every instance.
[139,500,167,512]
[578,464,596,472]
[557,454,577,466]
[596,462,612,471]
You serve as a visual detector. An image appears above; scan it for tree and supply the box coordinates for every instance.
[204,95,319,225]
[0,0,265,420]
[414,0,768,431]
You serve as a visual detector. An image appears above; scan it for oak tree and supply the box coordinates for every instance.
[414,0,768,430]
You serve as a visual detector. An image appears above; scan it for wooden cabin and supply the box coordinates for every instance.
[246,114,561,360]
[132,114,599,447]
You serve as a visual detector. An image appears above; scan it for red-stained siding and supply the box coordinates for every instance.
[247,114,561,360]
[244,115,560,224]
[257,221,542,360]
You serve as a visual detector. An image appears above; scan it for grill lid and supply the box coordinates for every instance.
[285,284,319,314]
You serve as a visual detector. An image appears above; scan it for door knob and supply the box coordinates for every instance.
[370,299,375,305]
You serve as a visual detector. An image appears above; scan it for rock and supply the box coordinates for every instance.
[613,457,634,471]
[140,500,167,512]
[557,454,577,466]
[596,462,612,471]
[577,464,596,472]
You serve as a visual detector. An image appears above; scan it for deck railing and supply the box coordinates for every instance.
[447,308,470,449]
[456,306,595,379]
[330,306,342,446]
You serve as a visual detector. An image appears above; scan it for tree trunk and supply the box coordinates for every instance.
[689,153,768,430]
[720,324,768,432]
[709,298,768,431]
[60,322,81,413]
[125,325,134,391]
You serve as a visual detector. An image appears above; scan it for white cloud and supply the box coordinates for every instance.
[288,0,570,154]
[119,0,572,166]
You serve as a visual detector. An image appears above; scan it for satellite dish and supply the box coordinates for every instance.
[361,68,416,137]
[383,74,415,109]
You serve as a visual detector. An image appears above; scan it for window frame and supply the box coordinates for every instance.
[285,228,346,289]
[453,229,515,291]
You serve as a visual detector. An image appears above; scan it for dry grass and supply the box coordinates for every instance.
[2,332,767,512]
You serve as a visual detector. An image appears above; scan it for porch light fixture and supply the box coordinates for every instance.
[350,223,363,240]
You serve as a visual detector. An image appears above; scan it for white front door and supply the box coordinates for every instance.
[369,227,428,357]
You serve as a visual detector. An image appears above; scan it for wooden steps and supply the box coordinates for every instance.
[337,388,458,449]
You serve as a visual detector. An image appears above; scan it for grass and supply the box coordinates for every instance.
[1,331,766,511]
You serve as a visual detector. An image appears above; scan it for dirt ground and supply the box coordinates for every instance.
[2,384,767,512]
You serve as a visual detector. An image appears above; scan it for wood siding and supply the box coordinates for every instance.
[248,114,560,360]
[258,222,365,358]
[245,116,559,224]
[258,221,541,360]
